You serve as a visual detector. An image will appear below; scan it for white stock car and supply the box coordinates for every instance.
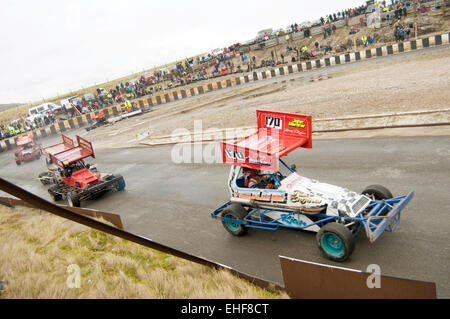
[211,110,414,262]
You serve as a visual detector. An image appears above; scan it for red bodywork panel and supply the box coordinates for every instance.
[50,136,95,168]
[44,135,99,188]
[16,132,34,147]
[142,74,158,82]
[15,132,41,162]
[221,110,312,172]
[61,168,100,189]
[15,145,41,162]
[42,134,75,159]
[92,110,105,120]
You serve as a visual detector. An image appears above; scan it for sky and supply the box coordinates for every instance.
[0,0,366,104]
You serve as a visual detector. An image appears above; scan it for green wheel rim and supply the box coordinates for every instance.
[321,233,345,257]
[224,214,240,232]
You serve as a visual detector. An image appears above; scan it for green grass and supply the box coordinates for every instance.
[0,205,288,299]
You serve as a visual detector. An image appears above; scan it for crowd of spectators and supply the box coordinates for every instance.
[1,0,445,139]
[0,113,56,140]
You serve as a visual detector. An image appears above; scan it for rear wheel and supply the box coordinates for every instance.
[363,184,393,200]
[67,192,81,208]
[48,186,63,201]
[317,222,355,262]
[221,204,248,236]
[115,175,126,191]
[16,161,21,166]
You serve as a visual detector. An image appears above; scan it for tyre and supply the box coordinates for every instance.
[67,192,81,207]
[48,186,63,201]
[316,222,355,262]
[221,203,248,236]
[363,184,393,200]
[38,172,50,185]
[115,175,126,191]
[16,161,21,166]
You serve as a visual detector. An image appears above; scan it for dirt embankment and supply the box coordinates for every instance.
[83,45,450,149]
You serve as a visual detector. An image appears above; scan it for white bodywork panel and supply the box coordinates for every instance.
[228,166,371,222]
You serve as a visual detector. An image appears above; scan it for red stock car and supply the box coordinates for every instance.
[45,135,125,207]
[14,133,42,165]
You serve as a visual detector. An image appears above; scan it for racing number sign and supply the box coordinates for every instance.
[265,116,282,129]
[225,149,245,161]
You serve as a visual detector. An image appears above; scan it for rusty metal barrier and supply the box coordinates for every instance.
[0,177,284,294]
[280,256,436,299]
[0,196,123,229]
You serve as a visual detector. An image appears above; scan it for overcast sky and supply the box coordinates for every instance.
[0,0,366,104]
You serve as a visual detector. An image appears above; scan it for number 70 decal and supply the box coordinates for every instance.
[265,116,282,129]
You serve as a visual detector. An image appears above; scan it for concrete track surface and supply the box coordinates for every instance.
[0,131,449,297]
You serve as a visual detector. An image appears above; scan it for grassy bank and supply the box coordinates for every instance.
[0,205,287,299]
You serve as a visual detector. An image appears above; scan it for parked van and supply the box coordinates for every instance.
[27,103,62,122]
[256,28,273,42]
[60,96,81,110]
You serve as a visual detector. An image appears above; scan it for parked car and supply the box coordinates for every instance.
[256,28,273,42]
[299,21,312,28]
[141,72,158,83]
[83,93,95,102]
[97,88,109,98]
[128,78,139,86]
[211,48,224,57]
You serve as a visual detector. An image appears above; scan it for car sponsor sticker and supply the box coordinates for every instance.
[288,119,305,128]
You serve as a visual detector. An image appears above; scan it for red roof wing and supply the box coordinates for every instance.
[221,110,312,172]
[43,134,75,157]
[50,135,95,168]
[16,133,34,147]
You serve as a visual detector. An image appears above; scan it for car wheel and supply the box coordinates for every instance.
[363,184,393,200]
[67,192,81,208]
[38,172,50,185]
[48,186,63,201]
[115,175,126,191]
[316,222,355,262]
[221,203,248,236]
[16,161,21,166]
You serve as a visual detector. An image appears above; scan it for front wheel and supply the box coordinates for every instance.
[221,204,248,236]
[67,192,81,207]
[115,175,126,191]
[316,222,355,262]
[38,172,50,185]
[363,184,393,200]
